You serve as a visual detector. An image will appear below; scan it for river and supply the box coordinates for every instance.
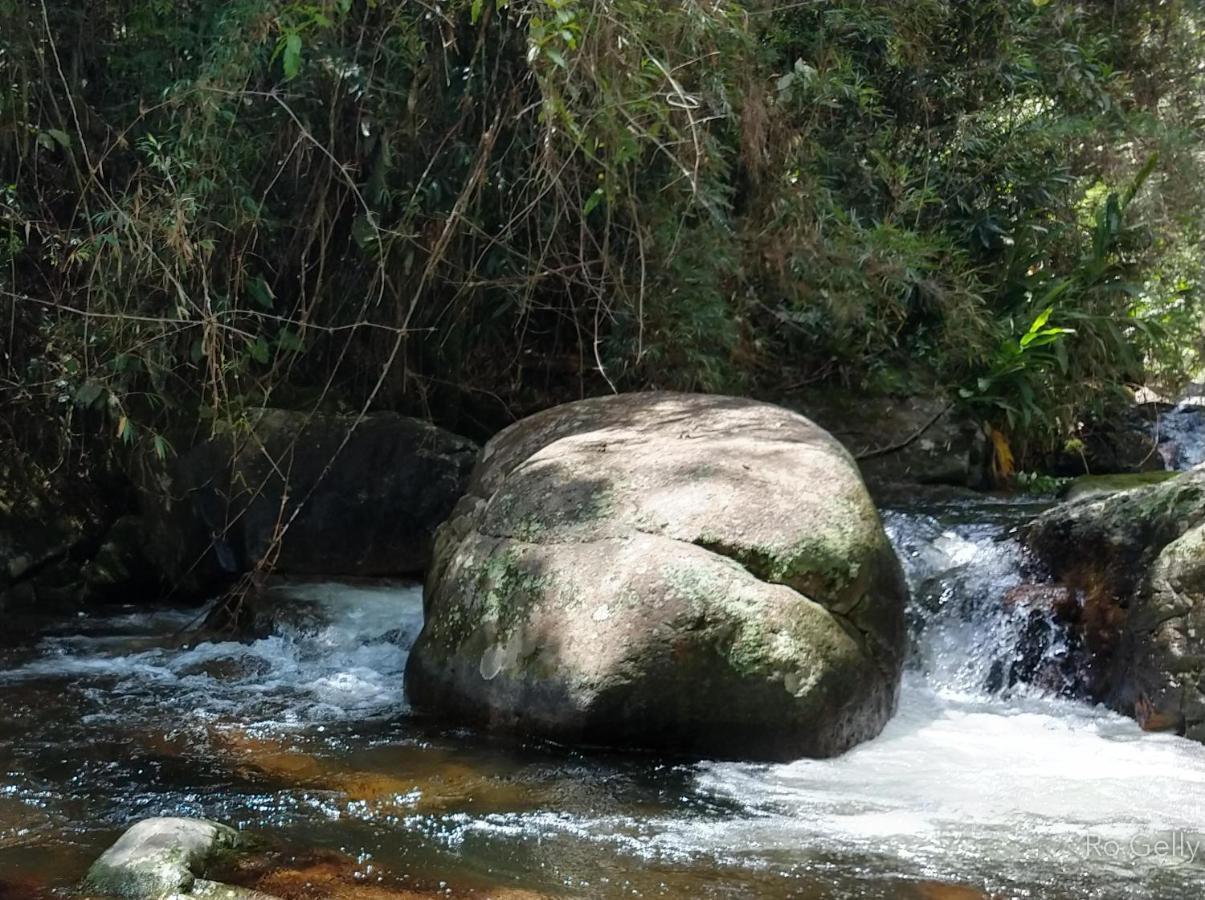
[1,497,1203,898]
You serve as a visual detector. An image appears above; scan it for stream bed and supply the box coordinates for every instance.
[1,497,1204,898]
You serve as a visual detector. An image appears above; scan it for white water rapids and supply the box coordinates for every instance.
[1153,387,1205,471]
[1,500,1204,897]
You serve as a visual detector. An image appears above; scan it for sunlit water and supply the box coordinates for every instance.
[2,500,1205,898]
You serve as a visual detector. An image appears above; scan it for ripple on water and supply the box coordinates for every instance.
[0,543,1203,897]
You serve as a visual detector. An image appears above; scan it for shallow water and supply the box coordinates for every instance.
[2,501,1204,899]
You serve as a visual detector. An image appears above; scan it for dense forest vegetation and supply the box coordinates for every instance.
[6,8,1205,895]
[2,0,1203,475]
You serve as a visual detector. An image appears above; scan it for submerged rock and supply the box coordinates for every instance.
[179,881,279,900]
[84,817,251,899]
[142,410,477,597]
[215,846,547,900]
[407,392,908,761]
[1027,470,1205,741]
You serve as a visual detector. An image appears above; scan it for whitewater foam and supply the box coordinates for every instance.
[0,582,423,729]
[3,512,1205,896]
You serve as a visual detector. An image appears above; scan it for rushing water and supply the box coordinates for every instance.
[1153,389,1205,471]
[2,501,1205,899]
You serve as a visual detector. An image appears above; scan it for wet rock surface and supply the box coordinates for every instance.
[1027,470,1205,740]
[84,817,253,899]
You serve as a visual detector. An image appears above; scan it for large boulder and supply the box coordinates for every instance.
[1049,403,1168,477]
[406,393,908,761]
[1026,471,1205,740]
[142,410,477,596]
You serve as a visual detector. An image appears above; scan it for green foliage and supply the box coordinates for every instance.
[0,0,1202,464]
[748,2,1203,439]
[959,156,1163,441]
[1014,471,1072,498]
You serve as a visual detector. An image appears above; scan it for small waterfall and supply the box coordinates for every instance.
[685,497,1205,897]
[1153,386,1205,470]
[883,498,1077,698]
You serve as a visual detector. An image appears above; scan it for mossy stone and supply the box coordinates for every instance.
[407,393,907,761]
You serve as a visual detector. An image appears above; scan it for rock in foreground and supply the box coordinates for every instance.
[85,817,249,898]
[406,393,908,760]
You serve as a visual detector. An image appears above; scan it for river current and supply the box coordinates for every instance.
[1,499,1204,898]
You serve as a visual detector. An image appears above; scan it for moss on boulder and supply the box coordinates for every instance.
[1060,471,1178,504]
[407,393,907,760]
